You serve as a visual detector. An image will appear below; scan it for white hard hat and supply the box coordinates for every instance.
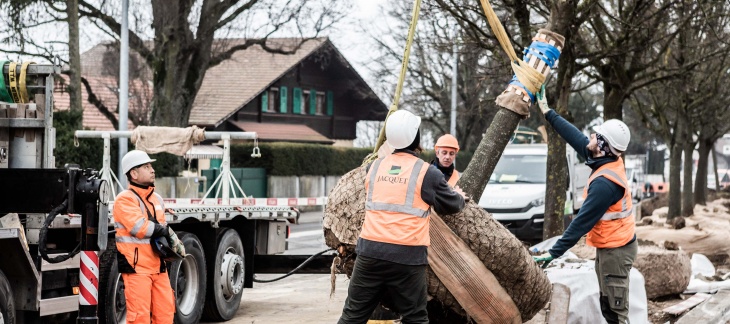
[122,150,156,174]
[594,119,630,151]
[385,110,421,149]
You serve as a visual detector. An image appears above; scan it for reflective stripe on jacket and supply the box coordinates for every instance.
[113,185,166,274]
[447,170,460,187]
[583,157,635,248]
[360,153,431,246]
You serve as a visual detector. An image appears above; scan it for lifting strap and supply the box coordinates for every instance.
[478,0,546,95]
[367,0,422,163]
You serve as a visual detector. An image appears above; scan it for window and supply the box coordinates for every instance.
[267,88,279,112]
[301,90,309,115]
[314,91,325,115]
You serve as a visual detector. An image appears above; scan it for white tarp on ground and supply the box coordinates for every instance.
[531,237,648,324]
[684,253,730,294]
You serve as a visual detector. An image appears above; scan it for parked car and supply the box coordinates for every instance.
[477,144,591,243]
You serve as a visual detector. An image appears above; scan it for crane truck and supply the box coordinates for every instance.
[0,63,331,324]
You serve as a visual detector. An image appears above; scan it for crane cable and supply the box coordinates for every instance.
[367,0,422,163]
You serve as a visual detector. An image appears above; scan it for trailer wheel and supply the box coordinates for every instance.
[169,232,206,323]
[0,269,15,324]
[203,228,244,321]
[98,241,127,324]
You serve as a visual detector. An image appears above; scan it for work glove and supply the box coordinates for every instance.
[167,227,186,257]
[532,252,554,268]
[151,223,169,239]
[536,85,551,114]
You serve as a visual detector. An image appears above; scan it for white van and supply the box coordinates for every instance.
[477,144,591,242]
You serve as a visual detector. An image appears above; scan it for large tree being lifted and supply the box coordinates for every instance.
[324,0,565,322]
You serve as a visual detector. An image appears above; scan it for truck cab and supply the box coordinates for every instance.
[476,144,591,243]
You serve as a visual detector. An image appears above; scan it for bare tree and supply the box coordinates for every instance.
[630,0,730,219]
[2,0,349,128]
[367,1,504,153]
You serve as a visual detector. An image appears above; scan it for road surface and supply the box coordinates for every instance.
[203,210,350,323]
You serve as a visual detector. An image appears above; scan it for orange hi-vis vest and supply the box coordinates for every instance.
[447,170,460,187]
[360,153,431,247]
[583,157,635,248]
[113,185,167,274]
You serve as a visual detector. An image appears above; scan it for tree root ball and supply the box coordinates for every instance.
[324,167,551,321]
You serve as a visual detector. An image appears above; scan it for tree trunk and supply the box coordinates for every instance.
[667,143,682,219]
[541,0,579,240]
[544,128,568,239]
[681,141,694,216]
[694,139,710,205]
[602,85,626,121]
[66,0,82,112]
[713,144,721,192]
[148,1,214,127]
[457,108,522,199]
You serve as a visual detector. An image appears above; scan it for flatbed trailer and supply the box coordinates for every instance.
[0,63,335,324]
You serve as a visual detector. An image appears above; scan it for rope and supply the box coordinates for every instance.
[367,0,422,164]
[19,61,34,103]
[8,62,20,103]
[477,0,547,95]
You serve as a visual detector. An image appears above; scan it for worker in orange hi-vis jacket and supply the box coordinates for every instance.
[338,110,467,324]
[113,150,185,324]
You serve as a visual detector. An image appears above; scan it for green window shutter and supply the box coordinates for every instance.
[309,88,317,115]
[279,86,288,113]
[292,88,302,114]
[261,92,268,112]
[326,91,334,116]
[309,89,317,115]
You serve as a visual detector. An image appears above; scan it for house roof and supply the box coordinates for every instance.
[61,37,386,135]
[228,120,334,144]
[54,75,140,131]
[189,38,331,126]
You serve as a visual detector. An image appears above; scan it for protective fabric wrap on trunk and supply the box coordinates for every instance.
[495,29,565,119]
[323,166,552,321]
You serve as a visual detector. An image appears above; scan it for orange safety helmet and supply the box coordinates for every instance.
[434,134,460,152]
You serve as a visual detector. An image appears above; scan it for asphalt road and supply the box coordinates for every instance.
[203,210,349,323]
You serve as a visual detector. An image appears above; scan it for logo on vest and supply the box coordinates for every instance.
[378,166,408,184]
[388,166,402,175]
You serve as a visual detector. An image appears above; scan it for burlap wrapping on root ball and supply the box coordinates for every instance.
[323,166,551,321]
[633,245,691,299]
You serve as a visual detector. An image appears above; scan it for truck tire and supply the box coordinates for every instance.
[0,269,15,324]
[203,229,244,321]
[98,241,127,324]
[169,232,206,324]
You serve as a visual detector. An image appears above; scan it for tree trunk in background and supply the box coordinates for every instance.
[541,0,578,240]
[713,145,721,192]
[66,0,82,112]
[544,127,568,239]
[601,85,626,121]
[682,141,694,216]
[667,143,682,220]
[694,139,710,205]
[457,108,522,200]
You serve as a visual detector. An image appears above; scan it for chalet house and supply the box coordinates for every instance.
[55,37,387,146]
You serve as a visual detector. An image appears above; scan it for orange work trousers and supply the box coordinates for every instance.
[121,272,175,324]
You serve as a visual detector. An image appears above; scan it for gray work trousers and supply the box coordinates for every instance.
[595,239,638,324]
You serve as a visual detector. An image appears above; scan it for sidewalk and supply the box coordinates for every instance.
[210,273,349,324]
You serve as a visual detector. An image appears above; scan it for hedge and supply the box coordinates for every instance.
[230,143,473,176]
